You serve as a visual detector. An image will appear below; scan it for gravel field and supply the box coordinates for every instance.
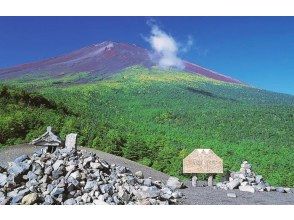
[0,144,293,205]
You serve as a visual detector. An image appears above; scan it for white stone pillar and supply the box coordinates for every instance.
[65,133,77,151]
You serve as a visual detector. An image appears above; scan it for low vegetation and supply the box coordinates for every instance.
[1,66,293,187]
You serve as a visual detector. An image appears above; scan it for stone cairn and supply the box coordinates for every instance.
[0,127,184,205]
[216,161,291,194]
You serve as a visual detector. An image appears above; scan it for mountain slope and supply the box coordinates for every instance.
[1,66,293,187]
[0,41,242,84]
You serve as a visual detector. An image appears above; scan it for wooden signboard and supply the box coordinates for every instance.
[183,149,223,174]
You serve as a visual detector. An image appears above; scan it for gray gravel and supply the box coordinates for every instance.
[1,144,293,205]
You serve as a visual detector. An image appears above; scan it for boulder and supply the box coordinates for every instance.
[44,166,53,175]
[143,178,152,187]
[14,155,29,164]
[7,162,27,177]
[93,199,109,205]
[166,177,183,190]
[171,191,182,199]
[227,193,237,198]
[240,181,248,186]
[0,197,12,205]
[44,195,54,205]
[0,173,7,187]
[83,156,93,167]
[284,188,291,193]
[26,171,38,181]
[50,187,65,198]
[227,179,241,190]
[134,171,144,179]
[52,160,64,171]
[276,187,285,193]
[118,189,130,202]
[256,182,266,191]
[84,181,98,192]
[239,185,255,193]
[255,175,263,183]
[99,184,112,194]
[137,186,160,199]
[90,162,102,169]
[21,193,38,205]
[64,198,77,205]
[70,171,81,180]
[11,195,24,204]
[160,187,172,199]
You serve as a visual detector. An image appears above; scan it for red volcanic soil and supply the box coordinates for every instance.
[183,61,242,84]
[0,42,152,79]
[0,41,243,84]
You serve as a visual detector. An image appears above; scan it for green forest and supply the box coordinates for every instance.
[1,66,294,187]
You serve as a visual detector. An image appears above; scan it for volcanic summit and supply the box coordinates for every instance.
[0,41,242,84]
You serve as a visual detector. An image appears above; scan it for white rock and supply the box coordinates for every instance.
[64,198,76,205]
[21,193,38,205]
[90,162,102,169]
[70,171,81,180]
[52,160,63,171]
[227,193,237,198]
[166,177,183,190]
[171,191,182,199]
[227,179,241,190]
[241,181,248,186]
[0,173,7,187]
[136,186,160,199]
[255,175,263,183]
[284,188,291,193]
[239,185,255,193]
[93,199,109,205]
[265,186,271,192]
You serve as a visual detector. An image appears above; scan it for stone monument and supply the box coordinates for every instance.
[183,149,223,186]
[65,133,77,151]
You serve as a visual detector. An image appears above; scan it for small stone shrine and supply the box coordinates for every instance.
[31,126,62,152]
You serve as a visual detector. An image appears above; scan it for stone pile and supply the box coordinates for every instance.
[0,147,183,205]
[216,161,292,194]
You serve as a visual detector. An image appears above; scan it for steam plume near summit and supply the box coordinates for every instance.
[146,22,185,70]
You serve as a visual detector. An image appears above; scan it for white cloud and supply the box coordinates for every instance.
[146,23,184,70]
[181,35,194,53]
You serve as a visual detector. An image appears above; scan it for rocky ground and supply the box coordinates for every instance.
[0,144,294,205]
[216,161,292,194]
[0,145,183,205]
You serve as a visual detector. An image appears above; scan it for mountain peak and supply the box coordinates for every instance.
[0,41,243,84]
[93,41,115,47]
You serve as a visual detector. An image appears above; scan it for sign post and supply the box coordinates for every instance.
[183,149,223,187]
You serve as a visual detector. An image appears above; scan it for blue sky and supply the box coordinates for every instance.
[0,17,293,95]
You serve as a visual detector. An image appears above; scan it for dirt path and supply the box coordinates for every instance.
[0,144,293,205]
